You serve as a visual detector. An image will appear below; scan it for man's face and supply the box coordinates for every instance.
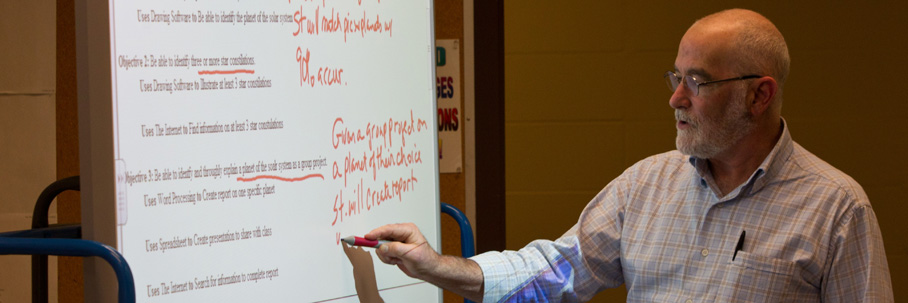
[673,84,752,159]
[670,28,755,159]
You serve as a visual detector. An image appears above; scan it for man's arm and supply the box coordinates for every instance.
[823,205,893,302]
[365,165,635,302]
[366,223,485,302]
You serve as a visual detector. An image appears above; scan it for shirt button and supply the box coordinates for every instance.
[686,299,693,303]
[701,249,709,257]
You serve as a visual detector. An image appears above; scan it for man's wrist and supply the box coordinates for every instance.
[423,254,484,301]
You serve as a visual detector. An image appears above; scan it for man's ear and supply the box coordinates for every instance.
[749,76,778,116]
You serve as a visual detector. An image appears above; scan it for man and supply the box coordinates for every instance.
[367,8,893,302]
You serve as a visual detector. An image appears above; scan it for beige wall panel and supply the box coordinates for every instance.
[0,97,56,214]
[887,255,908,300]
[0,1,55,90]
[0,3,57,303]
[624,121,676,166]
[869,185,908,255]
[504,191,597,250]
[789,118,907,188]
[621,52,679,121]
[505,53,626,122]
[768,4,908,51]
[785,50,908,121]
[506,122,625,192]
[584,288,628,303]
[623,1,735,52]
[624,2,908,52]
[504,1,624,53]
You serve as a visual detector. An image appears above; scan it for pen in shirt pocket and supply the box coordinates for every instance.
[733,230,746,261]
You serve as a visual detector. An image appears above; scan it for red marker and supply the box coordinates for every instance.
[342,236,391,248]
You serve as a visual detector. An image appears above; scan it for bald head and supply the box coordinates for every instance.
[689,9,790,89]
[672,9,789,155]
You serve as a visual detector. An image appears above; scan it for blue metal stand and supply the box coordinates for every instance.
[440,202,475,258]
[0,175,136,303]
[32,175,81,303]
[440,202,477,303]
[0,237,135,303]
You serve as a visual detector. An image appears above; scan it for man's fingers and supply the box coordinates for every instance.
[380,241,404,258]
[374,244,407,269]
[365,223,410,241]
[367,223,434,279]
[374,245,390,263]
[365,223,422,244]
[375,242,404,261]
[375,242,417,262]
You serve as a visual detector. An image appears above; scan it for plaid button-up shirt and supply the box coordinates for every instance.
[472,120,892,302]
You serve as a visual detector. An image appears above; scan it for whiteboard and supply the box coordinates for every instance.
[77,1,440,302]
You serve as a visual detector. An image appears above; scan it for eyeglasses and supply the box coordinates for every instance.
[664,71,762,96]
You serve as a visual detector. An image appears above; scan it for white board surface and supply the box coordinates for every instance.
[78,1,440,302]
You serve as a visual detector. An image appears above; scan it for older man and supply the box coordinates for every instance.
[368,8,893,302]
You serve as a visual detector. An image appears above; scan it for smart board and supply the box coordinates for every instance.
[77,1,441,302]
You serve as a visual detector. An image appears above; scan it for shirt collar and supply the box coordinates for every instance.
[750,118,793,194]
[687,118,794,198]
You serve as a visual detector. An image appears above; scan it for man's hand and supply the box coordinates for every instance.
[366,223,438,279]
[366,223,485,302]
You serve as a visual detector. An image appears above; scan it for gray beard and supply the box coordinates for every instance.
[675,96,754,159]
